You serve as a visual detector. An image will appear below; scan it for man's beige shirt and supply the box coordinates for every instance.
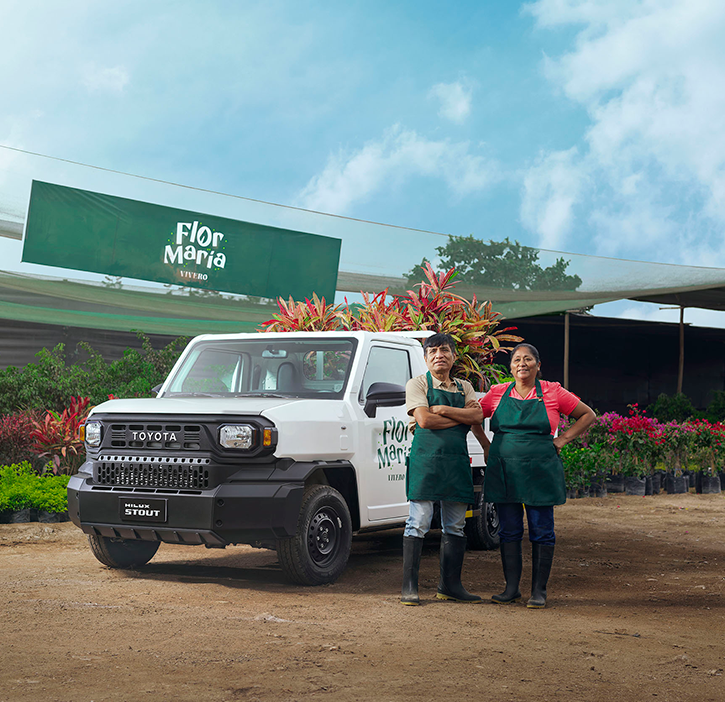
[405,373,477,432]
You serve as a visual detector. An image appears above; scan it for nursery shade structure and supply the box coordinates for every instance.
[2,144,725,334]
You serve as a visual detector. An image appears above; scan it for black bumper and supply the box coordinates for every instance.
[67,473,304,545]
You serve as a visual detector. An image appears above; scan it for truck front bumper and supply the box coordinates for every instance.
[67,473,304,545]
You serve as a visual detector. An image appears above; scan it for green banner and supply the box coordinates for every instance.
[22,181,341,300]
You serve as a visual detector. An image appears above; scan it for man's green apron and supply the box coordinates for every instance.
[484,379,566,506]
[406,372,474,504]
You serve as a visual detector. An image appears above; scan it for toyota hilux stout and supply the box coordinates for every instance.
[68,331,499,585]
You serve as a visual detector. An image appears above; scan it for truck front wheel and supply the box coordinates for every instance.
[276,485,353,585]
[87,535,160,568]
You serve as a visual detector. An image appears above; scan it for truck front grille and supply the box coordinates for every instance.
[107,423,202,450]
[96,455,211,489]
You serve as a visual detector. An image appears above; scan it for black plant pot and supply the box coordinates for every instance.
[0,510,11,524]
[645,476,653,495]
[651,473,662,494]
[605,474,625,493]
[624,476,646,496]
[720,472,725,490]
[665,475,688,494]
[38,510,70,523]
[566,489,577,499]
[700,475,722,494]
[10,508,38,523]
[589,480,607,498]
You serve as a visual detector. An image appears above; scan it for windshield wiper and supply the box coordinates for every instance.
[233,392,289,398]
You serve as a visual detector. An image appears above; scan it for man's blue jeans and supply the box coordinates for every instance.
[404,500,467,539]
[497,503,555,545]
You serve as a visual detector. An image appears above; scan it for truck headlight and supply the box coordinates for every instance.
[219,424,254,449]
[85,421,102,447]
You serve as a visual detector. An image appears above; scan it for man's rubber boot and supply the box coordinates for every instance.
[527,542,555,609]
[491,540,523,604]
[401,536,424,605]
[436,533,482,603]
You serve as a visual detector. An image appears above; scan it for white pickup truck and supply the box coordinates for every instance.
[68,331,499,585]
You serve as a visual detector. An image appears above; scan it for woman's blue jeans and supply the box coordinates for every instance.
[404,500,467,539]
[496,503,555,545]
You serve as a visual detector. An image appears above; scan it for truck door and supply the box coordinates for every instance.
[356,344,413,523]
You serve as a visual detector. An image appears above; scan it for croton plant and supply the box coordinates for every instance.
[260,263,521,390]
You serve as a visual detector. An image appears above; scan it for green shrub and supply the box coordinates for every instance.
[648,393,697,423]
[0,462,70,514]
[0,333,189,414]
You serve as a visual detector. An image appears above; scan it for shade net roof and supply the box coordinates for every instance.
[2,145,725,335]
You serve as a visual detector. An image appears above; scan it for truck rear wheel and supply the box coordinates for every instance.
[87,535,160,568]
[276,485,352,586]
[465,492,500,551]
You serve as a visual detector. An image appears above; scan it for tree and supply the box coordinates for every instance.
[406,236,582,291]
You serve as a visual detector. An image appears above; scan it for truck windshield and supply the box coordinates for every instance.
[164,338,356,399]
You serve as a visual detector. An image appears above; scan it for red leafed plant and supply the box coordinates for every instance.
[259,263,521,390]
[0,411,40,468]
[261,293,342,332]
[29,396,91,475]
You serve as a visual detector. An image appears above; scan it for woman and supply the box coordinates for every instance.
[472,343,595,609]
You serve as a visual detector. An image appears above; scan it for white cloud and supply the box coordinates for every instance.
[520,147,586,249]
[428,81,473,124]
[522,0,725,264]
[296,125,497,215]
[81,64,130,94]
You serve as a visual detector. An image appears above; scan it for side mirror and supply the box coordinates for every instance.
[152,384,163,397]
[364,382,406,418]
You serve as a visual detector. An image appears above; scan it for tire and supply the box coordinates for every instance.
[276,485,353,586]
[87,535,160,568]
[465,487,500,551]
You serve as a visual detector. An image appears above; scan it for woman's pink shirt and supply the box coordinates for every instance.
[478,380,581,435]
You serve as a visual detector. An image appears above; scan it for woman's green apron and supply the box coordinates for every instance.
[484,379,566,506]
[406,372,474,504]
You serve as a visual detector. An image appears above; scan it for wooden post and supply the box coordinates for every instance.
[677,305,685,394]
[563,311,570,389]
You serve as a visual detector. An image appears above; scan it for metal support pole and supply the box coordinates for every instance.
[677,305,685,394]
[563,311,570,389]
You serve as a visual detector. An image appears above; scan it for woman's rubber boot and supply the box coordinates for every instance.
[436,534,482,603]
[491,541,522,604]
[401,536,424,605]
[527,542,555,609]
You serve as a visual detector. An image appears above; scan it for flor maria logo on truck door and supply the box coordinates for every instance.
[163,221,227,282]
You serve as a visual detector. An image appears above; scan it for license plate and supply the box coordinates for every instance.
[119,497,167,523]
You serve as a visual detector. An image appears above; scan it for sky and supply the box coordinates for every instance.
[2,0,725,327]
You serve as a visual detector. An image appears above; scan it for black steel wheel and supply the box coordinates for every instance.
[277,485,352,585]
[87,535,160,568]
[465,487,500,551]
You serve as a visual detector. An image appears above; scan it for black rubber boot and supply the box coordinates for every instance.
[436,534,482,603]
[527,542,555,609]
[401,536,424,605]
[491,541,522,604]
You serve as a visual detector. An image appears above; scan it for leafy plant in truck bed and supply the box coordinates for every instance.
[261,264,522,391]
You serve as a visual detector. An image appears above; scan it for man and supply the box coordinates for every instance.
[401,332,484,605]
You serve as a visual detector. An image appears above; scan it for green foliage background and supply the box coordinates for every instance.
[0,333,189,415]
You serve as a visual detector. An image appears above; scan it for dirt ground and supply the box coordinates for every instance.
[1,493,723,702]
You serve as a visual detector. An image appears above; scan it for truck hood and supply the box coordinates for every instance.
[89,396,305,417]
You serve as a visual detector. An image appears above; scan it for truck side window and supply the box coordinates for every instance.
[360,346,411,401]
